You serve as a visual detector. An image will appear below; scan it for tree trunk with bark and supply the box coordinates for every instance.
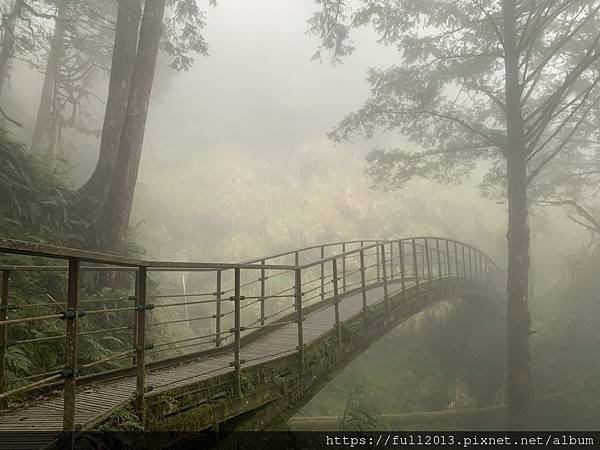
[0,0,24,98]
[503,0,533,430]
[30,0,67,167]
[93,0,166,252]
[80,0,142,204]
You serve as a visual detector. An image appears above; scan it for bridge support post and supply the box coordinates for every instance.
[0,270,10,408]
[461,244,467,279]
[341,243,347,293]
[216,270,222,346]
[63,258,80,432]
[380,245,389,321]
[389,242,394,279]
[468,247,474,280]
[454,241,459,279]
[295,268,305,374]
[424,238,432,289]
[320,246,325,302]
[376,245,381,281]
[445,240,452,279]
[411,239,420,298]
[359,249,367,329]
[436,239,443,279]
[332,259,341,345]
[135,266,147,423]
[132,271,139,366]
[234,267,242,397]
[260,262,265,326]
[399,241,406,299]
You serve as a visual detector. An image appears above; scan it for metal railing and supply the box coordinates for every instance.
[0,236,499,430]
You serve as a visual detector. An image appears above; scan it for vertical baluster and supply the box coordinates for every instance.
[63,258,80,432]
[295,268,304,373]
[389,242,394,279]
[468,247,474,279]
[436,239,442,279]
[0,270,10,408]
[320,246,325,301]
[381,244,389,319]
[134,266,147,421]
[294,251,299,311]
[332,259,341,345]
[445,240,451,278]
[412,239,420,297]
[216,270,222,346]
[376,244,381,281]
[424,238,432,287]
[399,241,406,299]
[454,241,459,278]
[132,270,139,365]
[461,244,467,278]
[260,261,266,326]
[233,267,241,397]
[342,243,347,293]
[359,248,367,328]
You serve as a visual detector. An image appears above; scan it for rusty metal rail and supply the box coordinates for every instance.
[0,236,500,431]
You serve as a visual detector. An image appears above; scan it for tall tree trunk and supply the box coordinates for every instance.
[0,0,23,98]
[93,0,166,252]
[503,0,533,430]
[30,0,67,167]
[80,0,141,203]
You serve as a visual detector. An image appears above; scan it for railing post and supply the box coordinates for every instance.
[320,246,325,301]
[381,244,389,319]
[342,243,347,293]
[63,258,80,432]
[424,238,432,287]
[132,270,139,366]
[436,239,442,279]
[260,261,266,326]
[423,245,427,279]
[399,241,406,298]
[359,248,368,328]
[295,268,305,374]
[468,247,474,280]
[412,239,420,296]
[332,259,341,345]
[216,270,222,346]
[389,242,394,279]
[454,241,459,278]
[461,244,467,278]
[233,267,242,397]
[0,270,10,408]
[445,240,452,278]
[376,244,381,281]
[134,266,147,421]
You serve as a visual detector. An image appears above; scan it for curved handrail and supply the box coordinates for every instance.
[0,236,501,272]
[0,234,503,431]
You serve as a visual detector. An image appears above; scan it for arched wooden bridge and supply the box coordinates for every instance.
[0,237,503,448]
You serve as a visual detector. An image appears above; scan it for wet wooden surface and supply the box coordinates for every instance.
[0,280,405,441]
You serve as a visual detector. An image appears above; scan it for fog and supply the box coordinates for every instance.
[1,0,598,437]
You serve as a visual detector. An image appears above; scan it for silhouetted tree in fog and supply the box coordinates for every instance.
[309,0,600,428]
[81,0,142,204]
[86,0,210,252]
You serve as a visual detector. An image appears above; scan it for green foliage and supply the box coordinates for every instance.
[0,128,97,245]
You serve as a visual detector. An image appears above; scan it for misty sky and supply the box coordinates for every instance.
[4,0,588,276]
[141,0,399,173]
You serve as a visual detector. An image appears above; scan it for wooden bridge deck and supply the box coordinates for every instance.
[0,236,502,450]
[0,280,399,437]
